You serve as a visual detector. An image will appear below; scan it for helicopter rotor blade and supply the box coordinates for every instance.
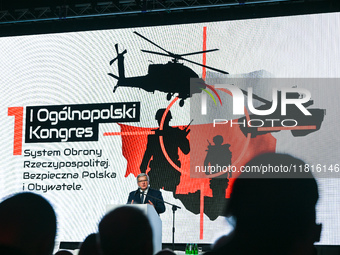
[134,31,171,55]
[141,49,172,58]
[109,57,118,66]
[182,57,229,74]
[179,49,219,57]
[134,31,228,74]
[108,73,119,80]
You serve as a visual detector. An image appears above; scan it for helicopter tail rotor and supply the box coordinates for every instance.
[108,73,119,80]
[108,44,120,65]
[109,57,118,66]
[108,43,128,93]
[110,44,127,66]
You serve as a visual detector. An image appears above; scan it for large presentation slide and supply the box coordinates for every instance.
[1,11,340,245]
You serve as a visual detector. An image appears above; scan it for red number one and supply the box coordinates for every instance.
[8,107,23,155]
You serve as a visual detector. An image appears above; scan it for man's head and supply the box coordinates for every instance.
[0,192,57,255]
[98,206,153,255]
[137,173,150,191]
[225,153,321,255]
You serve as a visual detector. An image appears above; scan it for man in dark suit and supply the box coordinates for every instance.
[127,173,166,214]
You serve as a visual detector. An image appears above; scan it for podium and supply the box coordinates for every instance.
[106,204,162,254]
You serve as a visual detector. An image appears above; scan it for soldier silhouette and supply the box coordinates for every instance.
[140,109,190,195]
[204,135,232,220]
[205,135,232,198]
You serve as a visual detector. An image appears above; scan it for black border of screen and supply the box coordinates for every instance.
[0,0,339,37]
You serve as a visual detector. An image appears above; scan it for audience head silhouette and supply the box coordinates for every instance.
[0,192,57,255]
[213,153,321,255]
[155,248,176,255]
[78,233,101,255]
[98,206,153,255]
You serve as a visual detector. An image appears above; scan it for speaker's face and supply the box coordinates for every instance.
[137,176,149,191]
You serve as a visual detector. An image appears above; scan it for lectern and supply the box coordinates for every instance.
[106,204,162,254]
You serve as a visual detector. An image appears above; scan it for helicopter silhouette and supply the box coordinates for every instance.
[107,32,325,136]
[108,31,228,107]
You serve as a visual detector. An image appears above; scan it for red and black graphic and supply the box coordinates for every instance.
[139,108,190,195]
[104,28,327,239]
[108,31,227,107]
[114,104,277,237]
[204,135,232,217]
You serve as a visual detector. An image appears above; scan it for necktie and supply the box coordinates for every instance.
[140,191,144,203]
